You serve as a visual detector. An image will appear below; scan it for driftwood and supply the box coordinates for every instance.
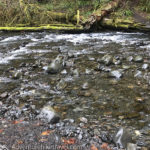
[84,0,120,29]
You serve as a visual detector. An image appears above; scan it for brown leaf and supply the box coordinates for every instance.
[62,138,76,145]
[0,129,3,133]
[41,130,54,136]
[17,140,23,144]
[101,143,111,150]
[91,144,98,150]
[12,120,23,124]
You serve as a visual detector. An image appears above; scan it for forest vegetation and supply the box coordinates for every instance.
[0,0,150,30]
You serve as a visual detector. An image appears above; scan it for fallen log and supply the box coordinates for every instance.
[84,0,121,29]
[0,24,83,31]
[101,17,150,31]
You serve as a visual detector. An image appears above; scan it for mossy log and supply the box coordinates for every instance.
[101,17,150,31]
[0,24,83,31]
[84,0,121,29]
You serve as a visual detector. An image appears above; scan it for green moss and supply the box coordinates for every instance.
[0,24,83,31]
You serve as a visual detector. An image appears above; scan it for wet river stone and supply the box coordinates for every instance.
[12,70,22,79]
[82,82,89,90]
[99,54,113,66]
[127,56,134,62]
[56,79,67,90]
[142,64,149,70]
[127,143,137,150]
[110,70,123,79]
[112,56,121,65]
[113,128,133,149]
[134,55,143,63]
[38,105,60,124]
[46,55,64,74]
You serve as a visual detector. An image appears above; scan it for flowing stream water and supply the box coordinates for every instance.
[0,31,150,147]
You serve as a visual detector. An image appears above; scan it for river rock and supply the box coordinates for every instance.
[46,55,64,74]
[38,105,60,124]
[82,82,89,90]
[127,56,133,62]
[85,69,93,75]
[142,64,149,70]
[68,52,75,58]
[127,143,137,150]
[110,70,123,79]
[134,70,142,78]
[99,54,113,66]
[97,64,111,72]
[122,65,130,70]
[113,127,133,149]
[0,92,8,98]
[61,69,67,75]
[134,56,143,63]
[79,117,88,123]
[12,70,22,79]
[71,68,79,76]
[56,79,67,90]
[113,56,121,65]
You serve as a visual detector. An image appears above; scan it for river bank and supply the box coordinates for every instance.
[1,0,150,32]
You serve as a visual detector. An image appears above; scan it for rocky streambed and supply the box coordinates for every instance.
[0,31,150,150]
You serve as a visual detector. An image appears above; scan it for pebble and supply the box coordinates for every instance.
[82,82,89,90]
[79,117,88,123]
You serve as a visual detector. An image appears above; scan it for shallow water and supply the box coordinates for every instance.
[0,31,150,145]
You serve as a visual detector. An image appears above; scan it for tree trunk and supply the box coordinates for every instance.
[84,0,121,29]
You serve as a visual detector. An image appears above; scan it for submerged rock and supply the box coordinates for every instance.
[71,68,79,77]
[110,70,123,79]
[61,69,68,75]
[113,127,133,149]
[46,55,64,74]
[134,70,142,78]
[134,56,143,63]
[56,79,67,90]
[142,64,149,70]
[127,143,137,150]
[0,92,8,98]
[38,105,60,124]
[122,65,130,70]
[82,82,89,90]
[12,70,22,79]
[113,56,121,65]
[127,56,133,62]
[99,54,113,66]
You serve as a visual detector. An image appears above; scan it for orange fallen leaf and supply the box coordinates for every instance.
[62,138,76,145]
[17,140,23,144]
[12,120,23,124]
[91,144,98,150]
[0,129,3,133]
[101,143,111,150]
[41,130,54,136]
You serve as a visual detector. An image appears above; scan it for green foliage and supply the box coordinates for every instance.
[124,9,133,17]
[140,0,150,12]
